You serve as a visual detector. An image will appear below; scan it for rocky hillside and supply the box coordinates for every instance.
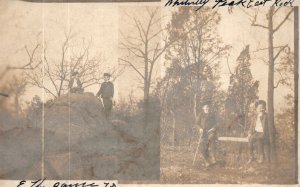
[0,93,160,181]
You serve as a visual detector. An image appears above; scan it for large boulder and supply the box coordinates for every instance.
[41,93,113,154]
[0,93,160,181]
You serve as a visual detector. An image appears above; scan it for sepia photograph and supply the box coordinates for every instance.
[159,6,297,184]
[0,0,298,185]
[0,1,161,181]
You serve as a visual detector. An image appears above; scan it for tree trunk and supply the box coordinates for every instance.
[294,7,299,181]
[144,40,149,103]
[170,110,176,147]
[15,94,20,115]
[144,77,149,103]
[267,8,277,162]
[143,43,150,128]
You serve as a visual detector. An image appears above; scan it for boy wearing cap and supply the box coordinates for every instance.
[96,73,114,118]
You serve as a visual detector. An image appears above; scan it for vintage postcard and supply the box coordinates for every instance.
[0,0,298,186]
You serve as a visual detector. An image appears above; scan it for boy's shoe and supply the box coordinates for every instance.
[204,162,211,167]
[211,157,217,164]
[204,160,211,167]
[257,156,264,163]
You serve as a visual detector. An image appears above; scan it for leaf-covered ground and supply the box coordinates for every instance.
[160,145,296,184]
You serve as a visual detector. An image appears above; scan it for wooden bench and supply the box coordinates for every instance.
[218,136,248,143]
[217,136,249,166]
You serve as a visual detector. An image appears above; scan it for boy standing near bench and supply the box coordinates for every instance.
[196,103,218,167]
[247,100,271,164]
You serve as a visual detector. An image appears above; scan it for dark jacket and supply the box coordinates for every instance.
[69,77,82,89]
[197,113,217,135]
[96,81,114,98]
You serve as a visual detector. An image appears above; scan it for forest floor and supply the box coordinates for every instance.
[160,144,296,184]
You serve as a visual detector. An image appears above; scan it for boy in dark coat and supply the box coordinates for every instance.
[96,73,114,118]
[196,103,218,167]
[69,71,84,93]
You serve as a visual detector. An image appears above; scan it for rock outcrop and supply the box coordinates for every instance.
[0,93,160,181]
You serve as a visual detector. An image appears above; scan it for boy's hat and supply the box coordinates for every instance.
[72,71,79,76]
[104,73,111,77]
[201,100,212,107]
[255,100,266,108]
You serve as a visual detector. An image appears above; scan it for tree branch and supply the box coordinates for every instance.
[272,7,281,16]
[274,45,289,62]
[252,45,289,53]
[274,9,294,33]
[119,58,145,79]
[252,22,268,29]
[251,11,268,29]
[274,68,287,89]
[226,56,234,75]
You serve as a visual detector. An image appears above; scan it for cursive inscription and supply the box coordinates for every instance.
[164,0,295,10]
[165,0,209,11]
[16,179,117,187]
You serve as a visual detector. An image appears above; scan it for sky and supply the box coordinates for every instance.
[217,7,294,110]
[0,1,295,110]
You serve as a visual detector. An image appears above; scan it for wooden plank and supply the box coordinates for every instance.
[218,136,248,143]
[0,93,9,97]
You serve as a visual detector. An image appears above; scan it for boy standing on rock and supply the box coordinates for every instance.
[96,73,114,118]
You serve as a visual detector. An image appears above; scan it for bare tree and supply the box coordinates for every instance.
[250,7,294,162]
[119,7,217,106]
[0,74,28,114]
[119,7,169,104]
[7,75,28,114]
[26,31,123,98]
[157,7,229,146]
[0,45,42,81]
[0,40,42,97]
